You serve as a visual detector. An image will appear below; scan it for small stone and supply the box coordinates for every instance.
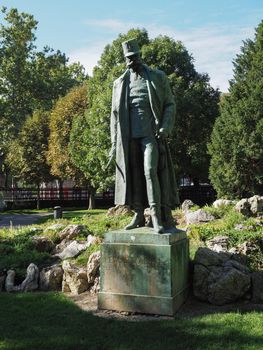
[58,224,87,241]
[31,236,55,253]
[62,261,88,295]
[107,205,133,216]
[181,199,194,213]
[87,251,100,285]
[57,240,89,260]
[207,236,229,253]
[21,263,39,292]
[5,270,20,292]
[248,195,263,215]
[235,199,250,216]
[185,209,215,225]
[39,264,63,291]
[212,199,233,208]
[87,234,97,246]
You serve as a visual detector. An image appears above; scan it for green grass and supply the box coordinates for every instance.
[0,293,262,350]
[0,209,131,278]
[186,205,263,269]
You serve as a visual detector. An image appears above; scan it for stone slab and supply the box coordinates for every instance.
[98,228,189,315]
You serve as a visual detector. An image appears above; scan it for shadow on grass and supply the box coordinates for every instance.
[0,293,263,350]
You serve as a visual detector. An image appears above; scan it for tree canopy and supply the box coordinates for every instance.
[0,7,87,154]
[69,28,220,193]
[208,21,263,198]
[7,110,53,187]
[47,84,88,183]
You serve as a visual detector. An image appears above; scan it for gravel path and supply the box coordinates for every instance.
[0,212,51,228]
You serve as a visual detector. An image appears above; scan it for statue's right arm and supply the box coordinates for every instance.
[106,82,117,169]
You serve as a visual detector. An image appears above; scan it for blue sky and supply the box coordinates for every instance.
[1,0,263,91]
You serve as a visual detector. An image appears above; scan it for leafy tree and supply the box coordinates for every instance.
[6,110,53,208]
[30,49,86,112]
[69,29,219,203]
[0,6,87,187]
[208,21,263,198]
[47,84,88,185]
[0,6,37,146]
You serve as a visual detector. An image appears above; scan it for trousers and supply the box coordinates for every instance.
[129,136,161,211]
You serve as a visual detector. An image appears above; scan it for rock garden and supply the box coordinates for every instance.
[0,197,262,309]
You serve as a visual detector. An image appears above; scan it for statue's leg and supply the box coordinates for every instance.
[125,139,145,230]
[142,137,164,233]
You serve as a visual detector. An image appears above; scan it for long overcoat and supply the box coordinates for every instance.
[110,64,179,208]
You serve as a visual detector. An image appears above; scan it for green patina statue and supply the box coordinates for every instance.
[108,38,179,233]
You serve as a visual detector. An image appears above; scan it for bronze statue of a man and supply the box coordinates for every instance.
[108,38,179,233]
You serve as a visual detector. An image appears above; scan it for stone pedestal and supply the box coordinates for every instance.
[98,227,189,315]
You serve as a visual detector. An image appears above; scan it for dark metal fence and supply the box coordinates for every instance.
[1,185,216,208]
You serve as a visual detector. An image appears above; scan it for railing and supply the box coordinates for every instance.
[0,185,216,206]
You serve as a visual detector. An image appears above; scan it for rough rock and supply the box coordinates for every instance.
[21,263,39,292]
[193,247,251,305]
[62,261,88,294]
[207,236,229,253]
[107,205,133,216]
[251,271,263,303]
[44,224,66,232]
[5,270,20,292]
[235,198,251,216]
[39,264,63,291]
[57,240,89,260]
[185,209,215,225]
[238,240,262,256]
[194,247,230,266]
[207,268,251,305]
[32,236,55,253]
[87,234,97,246]
[90,277,100,294]
[181,199,194,212]
[87,251,100,285]
[58,224,87,241]
[0,271,6,291]
[248,195,263,215]
[212,199,233,208]
[53,239,73,255]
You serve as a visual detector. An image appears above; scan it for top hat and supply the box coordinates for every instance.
[122,38,140,57]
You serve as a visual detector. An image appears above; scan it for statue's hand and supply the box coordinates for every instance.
[158,128,169,139]
[105,144,116,169]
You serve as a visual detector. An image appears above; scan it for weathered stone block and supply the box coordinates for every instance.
[98,228,189,315]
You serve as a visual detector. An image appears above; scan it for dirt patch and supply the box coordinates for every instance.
[67,292,263,322]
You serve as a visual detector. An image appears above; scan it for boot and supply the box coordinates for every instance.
[150,206,164,234]
[125,211,145,230]
[162,206,175,229]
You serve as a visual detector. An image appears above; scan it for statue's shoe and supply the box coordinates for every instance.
[152,215,164,234]
[125,213,145,230]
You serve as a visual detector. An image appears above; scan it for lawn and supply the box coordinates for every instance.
[0,292,262,350]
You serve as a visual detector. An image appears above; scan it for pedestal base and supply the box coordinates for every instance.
[98,227,189,316]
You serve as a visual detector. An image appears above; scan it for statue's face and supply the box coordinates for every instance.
[125,53,142,72]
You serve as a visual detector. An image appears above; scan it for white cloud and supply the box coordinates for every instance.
[69,19,255,92]
[85,19,140,32]
[68,41,107,76]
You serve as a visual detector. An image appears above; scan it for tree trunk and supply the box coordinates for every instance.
[37,184,40,210]
[88,187,96,209]
[58,179,63,200]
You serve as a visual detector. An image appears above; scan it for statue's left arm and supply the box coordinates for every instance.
[159,73,176,137]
